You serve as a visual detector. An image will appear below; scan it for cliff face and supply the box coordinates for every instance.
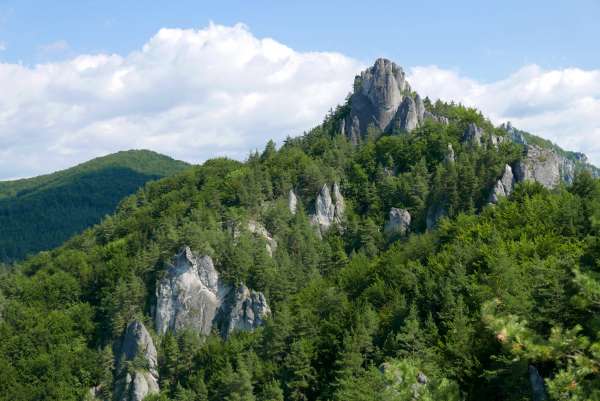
[155,246,270,338]
[342,59,446,143]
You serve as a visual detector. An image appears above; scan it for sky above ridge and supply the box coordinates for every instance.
[0,1,599,179]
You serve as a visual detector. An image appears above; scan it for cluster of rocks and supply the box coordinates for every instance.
[341,58,447,143]
[384,208,411,236]
[155,246,271,338]
[309,183,345,234]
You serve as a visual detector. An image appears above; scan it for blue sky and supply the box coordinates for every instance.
[1,0,599,80]
[0,1,599,179]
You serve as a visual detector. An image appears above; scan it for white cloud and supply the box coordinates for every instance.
[0,23,363,179]
[1,22,600,180]
[408,65,600,164]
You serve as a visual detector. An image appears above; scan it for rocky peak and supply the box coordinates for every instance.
[288,189,298,214]
[114,320,159,401]
[344,58,435,142]
[462,123,485,146]
[155,247,270,338]
[513,145,564,189]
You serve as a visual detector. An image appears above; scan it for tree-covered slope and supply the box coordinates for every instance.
[0,150,188,262]
[1,59,600,401]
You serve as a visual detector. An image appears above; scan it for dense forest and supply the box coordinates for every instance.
[0,150,188,261]
[2,70,600,400]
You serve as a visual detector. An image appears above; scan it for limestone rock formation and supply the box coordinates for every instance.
[114,320,159,401]
[384,208,411,236]
[342,58,442,142]
[247,220,277,257]
[155,247,224,335]
[310,183,345,233]
[500,122,528,145]
[155,247,270,338]
[462,123,485,147]
[489,164,515,203]
[513,145,564,189]
[288,189,298,214]
[217,284,271,338]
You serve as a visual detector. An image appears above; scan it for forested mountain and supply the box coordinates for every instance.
[0,150,188,262]
[1,59,600,401]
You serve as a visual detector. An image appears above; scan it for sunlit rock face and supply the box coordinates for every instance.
[384,208,411,236]
[114,320,160,401]
[155,246,270,338]
[489,164,515,203]
[310,183,345,234]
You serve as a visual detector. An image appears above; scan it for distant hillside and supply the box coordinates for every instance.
[0,150,188,262]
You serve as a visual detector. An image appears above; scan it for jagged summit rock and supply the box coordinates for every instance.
[310,183,345,233]
[343,58,440,142]
[489,164,515,203]
[462,123,485,147]
[114,320,159,401]
[155,246,270,338]
[384,208,411,236]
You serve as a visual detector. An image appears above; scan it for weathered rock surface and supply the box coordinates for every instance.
[445,143,455,164]
[384,208,411,236]
[155,247,270,338]
[489,164,515,203]
[288,189,298,215]
[310,183,345,233]
[501,122,528,145]
[155,247,224,335]
[529,365,548,401]
[513,145,564,189]
[462,123,485,147]
[247,220,277,257]
[114,320,159,401]
[342,59,444,142]
[217,285,271,338]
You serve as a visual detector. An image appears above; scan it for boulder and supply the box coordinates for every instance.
[384,208,411,236]
[155,247,270,338]
[489,164,515,203]
[114,321,159,401]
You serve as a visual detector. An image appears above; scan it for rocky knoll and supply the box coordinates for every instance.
[155,246,270,338]
[114,320,159,401]
[342,58,446,143]
[384,208,411,236]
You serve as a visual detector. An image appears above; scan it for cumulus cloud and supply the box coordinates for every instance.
[408,65,600,164]
[0,23,362,179]
[1,22,600,180]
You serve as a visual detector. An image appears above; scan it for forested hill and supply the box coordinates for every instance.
[2,59,600,401]
[0,150,188,262]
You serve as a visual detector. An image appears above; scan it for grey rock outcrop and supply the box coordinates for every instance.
[500,122,528,145]
[384,208,411,236]
[217,285,271,338]
[247,220,277,257]
[310,183,345,233]
[114,321,159,401]
[489,164,515,203]
[155,247,270,338]
[514,145,564,189]
[529,365,548,401]
[462,123,485,147]
[342,59,442,142]
[288,189,298,215]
